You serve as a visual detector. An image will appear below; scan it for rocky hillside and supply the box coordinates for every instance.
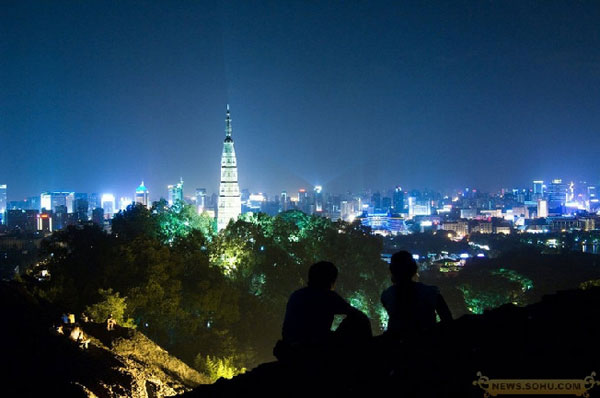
[0,281,209,398]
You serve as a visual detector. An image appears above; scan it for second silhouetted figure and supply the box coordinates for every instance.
[381,251,452,339]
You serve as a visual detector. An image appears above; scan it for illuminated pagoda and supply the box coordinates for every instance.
[217,105,241,231]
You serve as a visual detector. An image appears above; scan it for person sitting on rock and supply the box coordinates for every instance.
[381,251,452,339]
[106,314,116,331]
[69,325,90,349]
[276,261,371,360]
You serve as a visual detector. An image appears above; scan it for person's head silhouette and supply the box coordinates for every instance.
[390,251,418,284]
[308,261,338,290]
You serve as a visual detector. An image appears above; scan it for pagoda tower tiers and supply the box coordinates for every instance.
[217,105,242,231]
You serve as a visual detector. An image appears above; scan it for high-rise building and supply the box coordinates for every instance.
[73,193,89,222]
[0,184,6,224]
[533,180,544,199]
[168,178,184,206]
[280,191,288,212]
[89,193,100,210]
[537,199,549,218]
[548,179,567,212]
[101,194,116,219]
[392,186,404,213]
[135,181,150,208]
[217,105,241,231]
[371,192,382,213]
[408,197,431,217]
[40,192,75,213]
[314,185,323,213]
[119,197,132,211]
[37,211,53,233]
[92,208,104,225]
[195,188,207,213]
[6,209,39,232]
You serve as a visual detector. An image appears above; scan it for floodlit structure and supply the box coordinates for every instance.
[135,181,149,207]
[0,184,6,224]
[101,194,116,219]
[217,105,241,231]
[167,178,184,206]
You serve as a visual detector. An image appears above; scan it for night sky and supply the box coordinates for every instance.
[2,1,600,200]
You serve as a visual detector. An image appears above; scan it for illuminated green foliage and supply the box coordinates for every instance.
[154,199,215,244]
[492,268,534,292]
[86,288,136,328]
[457,268,530,314]
[195,355,246,383]
[580,279,600,290]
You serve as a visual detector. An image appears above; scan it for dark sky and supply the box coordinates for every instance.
[2,0,600,201]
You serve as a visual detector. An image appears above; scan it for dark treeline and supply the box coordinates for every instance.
[28,202,600,377]
[31,202,388,376]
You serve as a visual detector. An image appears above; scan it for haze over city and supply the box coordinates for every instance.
[3,1,600,200]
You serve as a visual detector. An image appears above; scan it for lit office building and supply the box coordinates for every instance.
[408,197,431,217]
[101,194,116,219]
[0,184,6,224]
[135,181,150,208]
[168,179,184,206]
[195,188,207,213]
[119,197,133,211]
[40,192,75,213]
[537,199,549,218]
[314,185,323,212]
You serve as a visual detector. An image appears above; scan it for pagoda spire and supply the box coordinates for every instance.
[225,104,232,138]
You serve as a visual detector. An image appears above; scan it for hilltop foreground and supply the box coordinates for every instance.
[1,282,208,398]
[180,286,600,398]
[2,280,600,398]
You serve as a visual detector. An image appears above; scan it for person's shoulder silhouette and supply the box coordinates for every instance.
[381,251,452,338]
[281,261,360,346]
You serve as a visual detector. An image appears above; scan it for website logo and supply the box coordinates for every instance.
[473,371,600,397]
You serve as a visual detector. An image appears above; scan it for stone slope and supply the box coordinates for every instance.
[0,281,209,398]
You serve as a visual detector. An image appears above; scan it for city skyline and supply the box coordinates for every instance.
[3,1,600,199]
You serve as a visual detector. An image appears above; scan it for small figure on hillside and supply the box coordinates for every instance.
[68,313,76,324]
[69,325,90,349]
[69,325,83,342]
[50,324,64,335]
[61,313,69,324]
[381,251,452,339]
[276,261,371,360]
[106,314,116,331]
[80,312,89,323]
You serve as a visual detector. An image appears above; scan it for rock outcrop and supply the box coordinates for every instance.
[0,281,209,397]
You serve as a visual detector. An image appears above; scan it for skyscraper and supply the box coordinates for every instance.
[135,181,150,208]
[0,184,6,224]
[314,185,323,212]
[39,192,75,213]
[217,105,241,231]
[101,193,116,219]
[533,180,544,199]
[548,179,567,213]
[168,178,184,206]
[393,186,404,213]
[195,188,207,213]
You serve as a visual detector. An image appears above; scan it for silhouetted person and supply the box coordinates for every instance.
[106,314,116,331]
[381,251,452,339]
[277,261,371,359]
